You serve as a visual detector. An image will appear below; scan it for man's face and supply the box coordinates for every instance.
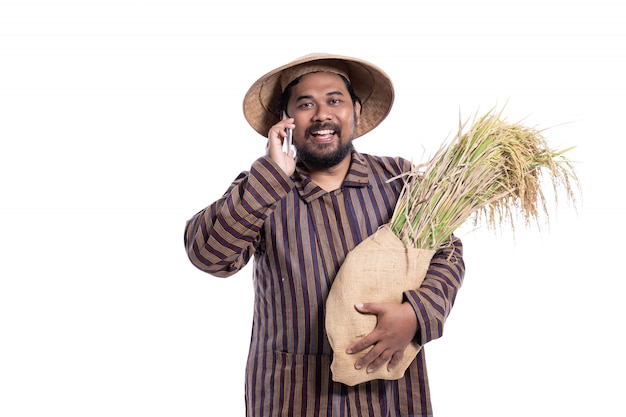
[286,72,361,169]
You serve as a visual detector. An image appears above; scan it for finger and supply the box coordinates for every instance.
[268,120,295,152]
[361,347,394,374]
[267,130,287,159]
[352,344,380,371]
[352,341,390,371]
[387,350,404,371]
[346,331,379,355]
[369,354,393,373]
[355,302,381,315]
[273,119,295,135]
[282,117,295,129]
[268,121,287,140]
[346,303,381,354]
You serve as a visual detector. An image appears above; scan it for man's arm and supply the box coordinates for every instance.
[404,236,465,345]
[184,156,293,277]
[347,236,465,372]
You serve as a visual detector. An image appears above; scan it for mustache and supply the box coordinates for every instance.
[305,122,342,136]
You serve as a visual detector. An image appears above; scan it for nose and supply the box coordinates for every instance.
[313,103,332,122]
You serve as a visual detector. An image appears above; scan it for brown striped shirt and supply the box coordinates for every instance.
[184,151,465,417]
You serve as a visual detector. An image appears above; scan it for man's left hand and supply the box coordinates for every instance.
[346,302,418,373]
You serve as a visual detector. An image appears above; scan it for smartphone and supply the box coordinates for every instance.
[281,111,293,154]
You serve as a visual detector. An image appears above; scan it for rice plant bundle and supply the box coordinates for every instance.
[389,107,580,249]
[325,107,580,386]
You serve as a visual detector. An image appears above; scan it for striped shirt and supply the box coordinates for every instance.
[185,151,465,417]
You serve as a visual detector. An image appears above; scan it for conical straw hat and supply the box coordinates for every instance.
[243,53,394,139]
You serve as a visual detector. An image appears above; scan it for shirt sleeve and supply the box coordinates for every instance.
[184,156,293,277]
[403,236,465,345]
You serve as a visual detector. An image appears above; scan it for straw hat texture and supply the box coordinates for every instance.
[242,53,394,139]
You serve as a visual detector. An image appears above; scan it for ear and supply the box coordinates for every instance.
[354,101,362,126]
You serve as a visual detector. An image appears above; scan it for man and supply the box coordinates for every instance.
[184,54,465,416]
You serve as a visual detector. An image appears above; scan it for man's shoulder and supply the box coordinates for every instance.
[355,152,412,174]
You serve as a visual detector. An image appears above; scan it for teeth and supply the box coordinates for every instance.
[313,130,334,135]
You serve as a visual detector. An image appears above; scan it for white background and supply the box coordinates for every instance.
[1,0,624,416]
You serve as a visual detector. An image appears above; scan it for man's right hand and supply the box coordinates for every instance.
[266,117,296,176]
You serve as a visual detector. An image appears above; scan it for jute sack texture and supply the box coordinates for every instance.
[325,225,435,386]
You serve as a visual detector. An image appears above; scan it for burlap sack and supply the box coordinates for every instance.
[325,225,435,386]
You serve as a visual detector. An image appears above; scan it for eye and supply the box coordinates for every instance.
[329,96,345,106]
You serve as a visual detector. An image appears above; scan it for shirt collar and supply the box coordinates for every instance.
[292,151,371,203]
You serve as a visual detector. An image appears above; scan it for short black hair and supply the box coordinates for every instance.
[278,73,362,118]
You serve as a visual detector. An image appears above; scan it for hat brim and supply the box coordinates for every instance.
[242,53,394,139]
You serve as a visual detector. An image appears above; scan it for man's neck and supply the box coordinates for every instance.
[304,154,352,192]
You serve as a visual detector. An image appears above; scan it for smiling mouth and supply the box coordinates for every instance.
[311,129,336,142]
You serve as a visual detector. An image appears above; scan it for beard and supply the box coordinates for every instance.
[295,120,357,169]
[296,138,354,169]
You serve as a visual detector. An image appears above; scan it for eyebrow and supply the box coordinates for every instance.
[295,91,345,102]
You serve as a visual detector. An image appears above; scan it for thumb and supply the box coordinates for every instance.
[354,302,379,314]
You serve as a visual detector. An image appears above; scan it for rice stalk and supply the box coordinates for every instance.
[389,107,580,250]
